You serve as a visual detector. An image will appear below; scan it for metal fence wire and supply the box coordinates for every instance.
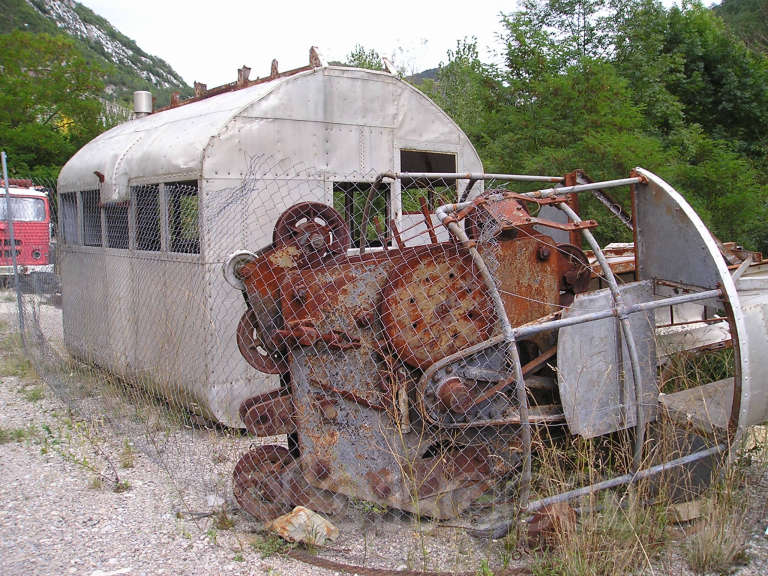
[2,154,742,573]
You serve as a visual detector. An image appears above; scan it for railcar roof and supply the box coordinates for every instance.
[57,65,448,203]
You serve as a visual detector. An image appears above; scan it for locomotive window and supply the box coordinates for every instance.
[332,181,390,247]
[166,181,199,254]
[60,193,79,245]
[400,150,457,212]
[134,185,161,252]
[81,190,102,247]
[104,203,130,249]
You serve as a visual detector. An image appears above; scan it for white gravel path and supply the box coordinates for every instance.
[2,297,768,576]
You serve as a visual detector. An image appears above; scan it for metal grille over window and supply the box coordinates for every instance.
[134,184,161,252]
[166,181,199,254]
[332,181,390,247]
[104,203,129,249]
[81,190,102,247]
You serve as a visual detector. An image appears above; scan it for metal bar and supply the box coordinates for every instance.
[360,173,395,254]
[396,172,565,183]
[436,204,533,512]
[481,444,726,539]
[1,151,25,345]
[559,203,646,470]
[458,178,479,203]
[512,290,722,340]
[522,177,644,200]
[418,196,438,244]
[389,219,404,248]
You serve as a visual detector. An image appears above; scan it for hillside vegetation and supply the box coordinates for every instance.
[715,0,768,53]
[0,0,192,178]
[0,0,191,107]
[415,0,768,252]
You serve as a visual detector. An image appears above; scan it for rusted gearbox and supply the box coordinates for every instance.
[229,196,592,521]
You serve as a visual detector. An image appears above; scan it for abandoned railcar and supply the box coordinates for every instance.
[56,50,483,426]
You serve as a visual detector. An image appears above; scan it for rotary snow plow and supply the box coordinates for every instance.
[224,169,768,530]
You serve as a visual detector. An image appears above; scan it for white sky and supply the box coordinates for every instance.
[78,1,710,88]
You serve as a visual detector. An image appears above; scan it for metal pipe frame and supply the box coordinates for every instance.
[513,288,723,339]
[435,203,533,512]
[395,172,564,183]
[558,202,647,470]
[478,444,726,539]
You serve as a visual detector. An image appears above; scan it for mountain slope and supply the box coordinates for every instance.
[714,0,768,53]
[0,0,191,106]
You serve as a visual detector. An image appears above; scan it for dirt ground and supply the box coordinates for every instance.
[2,297,768,575]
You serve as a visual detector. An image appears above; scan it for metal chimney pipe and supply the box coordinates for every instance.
[133,91,153,117]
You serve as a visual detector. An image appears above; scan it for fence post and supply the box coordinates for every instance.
[1,151,26,346]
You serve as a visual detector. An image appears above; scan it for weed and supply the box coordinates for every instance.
[250,533,291,558]
[350,497,388,516]
[476,558,494,576]
[530,490,667,576]
[683,474,748,574]
[0,333,35,378]
[0,425,28,444]
[21,384,44,402]
[119,439,135,469]
[233,553,244,562]
[206,527,218,544]
[88,475,103,490]
[113,480,132,493]
[213,509,234,530]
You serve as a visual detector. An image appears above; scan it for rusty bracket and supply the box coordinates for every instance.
[274,322,361,350]
[523,216,598,231]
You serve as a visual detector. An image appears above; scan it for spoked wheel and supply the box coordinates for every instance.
[233,445,346,521]
[236,309,288,374]
[233,445,294,521]
[273,202,351,265]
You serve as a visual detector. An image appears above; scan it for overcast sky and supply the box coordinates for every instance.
[78,1,712,88]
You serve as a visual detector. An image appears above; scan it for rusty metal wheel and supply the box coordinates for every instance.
[273,202,351,264]
[233,445,294,521]
[236,309,289,374]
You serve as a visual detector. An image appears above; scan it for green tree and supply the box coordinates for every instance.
[422,39,504,148]
[0,31,108,175]
[345,44,385,71]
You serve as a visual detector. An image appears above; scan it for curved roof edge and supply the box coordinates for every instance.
[58,65,482,202]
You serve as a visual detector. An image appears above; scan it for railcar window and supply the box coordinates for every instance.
[332,181,390,247]
[135,185,161,251]
[166,181,199,254]
[81,190,102,247]
[400,150,457,211]
[104,204,130,249]
[60,193,79,245]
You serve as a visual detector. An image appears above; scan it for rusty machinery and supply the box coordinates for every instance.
[225,187,599,522]
[223,171,760,528]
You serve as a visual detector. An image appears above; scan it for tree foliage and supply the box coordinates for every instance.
[345,45,385,71]
[423,0,768,252]
[0,31,108,178]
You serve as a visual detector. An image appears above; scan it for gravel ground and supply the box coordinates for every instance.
[2,297,768,575]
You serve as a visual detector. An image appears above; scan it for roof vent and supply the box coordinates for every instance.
[133,91,153,118]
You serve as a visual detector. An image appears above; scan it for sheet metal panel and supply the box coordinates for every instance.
[557,280,658,438]
[634,168,759,432]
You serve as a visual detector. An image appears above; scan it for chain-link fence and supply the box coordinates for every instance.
[2,153,750,573]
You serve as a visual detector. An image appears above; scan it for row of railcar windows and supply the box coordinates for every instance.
[59,181,199,254]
